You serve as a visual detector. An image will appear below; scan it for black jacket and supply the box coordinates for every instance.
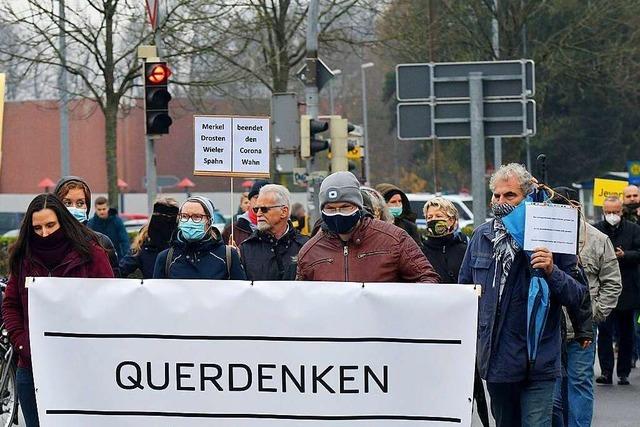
[565,270,594,342]
[594,219,640,311]
[240,224,309,281]
[119,244,163,279]
[421,233,467,283]
[93,231,120,277]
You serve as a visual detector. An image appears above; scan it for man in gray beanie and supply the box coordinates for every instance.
[296,171,439,283]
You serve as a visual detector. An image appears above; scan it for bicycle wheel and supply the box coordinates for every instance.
[0,356,17,427]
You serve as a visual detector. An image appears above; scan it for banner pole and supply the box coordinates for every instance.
[230,177,234,245]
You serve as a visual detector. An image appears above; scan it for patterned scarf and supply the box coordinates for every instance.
[491,203,521,302]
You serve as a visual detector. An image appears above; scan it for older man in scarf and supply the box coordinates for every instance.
[459,163,586,427]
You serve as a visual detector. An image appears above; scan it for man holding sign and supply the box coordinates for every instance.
[459,163,586,427]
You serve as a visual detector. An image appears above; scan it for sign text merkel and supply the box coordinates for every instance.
[194,115,270,177]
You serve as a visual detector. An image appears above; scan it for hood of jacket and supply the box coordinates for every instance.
[375,183,416,222]
[54,176,93,217]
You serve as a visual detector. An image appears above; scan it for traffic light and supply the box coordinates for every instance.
[300,115,329,158]
[144,61,172,135]
[329,116,349,172]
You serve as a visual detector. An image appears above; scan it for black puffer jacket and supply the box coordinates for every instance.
[421,233,467,284]
[594,219,640,311]
[240,223,309,281]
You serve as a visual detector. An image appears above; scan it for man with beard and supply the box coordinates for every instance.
[622,185,640,223]
[240,185,308,281]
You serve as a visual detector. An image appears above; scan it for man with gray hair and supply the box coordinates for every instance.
[296,171,439,283]
[240,184,308,281]
[594,195,640,385]
[459,163,586,426]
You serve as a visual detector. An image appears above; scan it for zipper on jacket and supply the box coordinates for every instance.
[343,244,349,281]
[357,249,391,259]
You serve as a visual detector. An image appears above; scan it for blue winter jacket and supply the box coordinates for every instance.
[458,221,586,383]
[87,209,131,260]
[153,235,246,280]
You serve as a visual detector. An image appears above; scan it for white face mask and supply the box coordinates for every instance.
[605,213,621,226]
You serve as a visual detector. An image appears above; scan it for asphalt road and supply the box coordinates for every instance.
[472,364,640,426]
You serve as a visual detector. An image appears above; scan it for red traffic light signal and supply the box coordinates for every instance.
[146,63,172,85]
[144,61,172,135]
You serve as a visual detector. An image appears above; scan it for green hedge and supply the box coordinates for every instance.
[0,236,16,278]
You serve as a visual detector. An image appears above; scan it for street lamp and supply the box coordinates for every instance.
[329,69,342,115]
[361,62,374,185]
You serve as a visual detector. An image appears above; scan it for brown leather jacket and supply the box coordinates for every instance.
[296,216,440,283]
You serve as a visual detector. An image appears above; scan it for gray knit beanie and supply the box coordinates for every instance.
[319,171,363,209]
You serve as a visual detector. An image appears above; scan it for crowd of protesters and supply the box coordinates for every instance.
[3,166,639,426]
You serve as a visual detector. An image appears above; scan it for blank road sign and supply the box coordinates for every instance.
[397,100,536,140]
[396,60,535,101]
[397,103,433,140]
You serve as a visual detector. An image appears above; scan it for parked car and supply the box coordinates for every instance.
[0,212,25,236]
[406,193,475,230]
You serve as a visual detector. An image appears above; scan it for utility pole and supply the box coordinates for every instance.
[521,0,531,171]
[492,0,502,171]
[144,2,164,214]
[305,0,321,224]
[59,0,70,177]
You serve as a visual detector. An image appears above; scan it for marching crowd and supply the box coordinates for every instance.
[2,163,639,426]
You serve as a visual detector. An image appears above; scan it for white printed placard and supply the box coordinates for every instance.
[194,115,270,177]
[232,117,271,174]
[194,116,233,174]
[524,202,579,255]
[29,278,478,427]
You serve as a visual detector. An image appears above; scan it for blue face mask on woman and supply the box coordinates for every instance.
[178,220,207,241]
[67,207,87,223]
[322,209,362,234]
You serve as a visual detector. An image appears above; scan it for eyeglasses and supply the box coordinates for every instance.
[322,205,357,215]
[178,213,209,223]
[252,205,284,214]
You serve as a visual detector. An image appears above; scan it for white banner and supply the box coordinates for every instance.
[29,279,478,427]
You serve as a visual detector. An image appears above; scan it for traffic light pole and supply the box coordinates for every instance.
[305,0,321,225]
[143,11,166,214]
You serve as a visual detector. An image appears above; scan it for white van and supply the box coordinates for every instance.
[406,193,474,230]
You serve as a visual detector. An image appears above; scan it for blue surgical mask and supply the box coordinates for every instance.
[67,206,87,223]
[178,220,207,241]
[388,206,403,217]
[322,210,362,234]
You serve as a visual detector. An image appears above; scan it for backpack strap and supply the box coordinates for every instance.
[225,245,232,279]
[164,247,175,278]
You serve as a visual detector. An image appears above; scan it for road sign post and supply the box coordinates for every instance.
[469,73,486,229]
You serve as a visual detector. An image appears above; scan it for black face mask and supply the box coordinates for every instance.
[426,219,454,238]
[322,210,362,234]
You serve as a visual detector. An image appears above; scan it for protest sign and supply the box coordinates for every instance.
[524,202,579,254]
[29,278,478,427]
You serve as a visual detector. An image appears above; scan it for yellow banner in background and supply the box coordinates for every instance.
[593,178,628,206]
[0,73,4,175]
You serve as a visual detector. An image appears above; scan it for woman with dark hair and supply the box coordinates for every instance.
[2,194,113,427]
